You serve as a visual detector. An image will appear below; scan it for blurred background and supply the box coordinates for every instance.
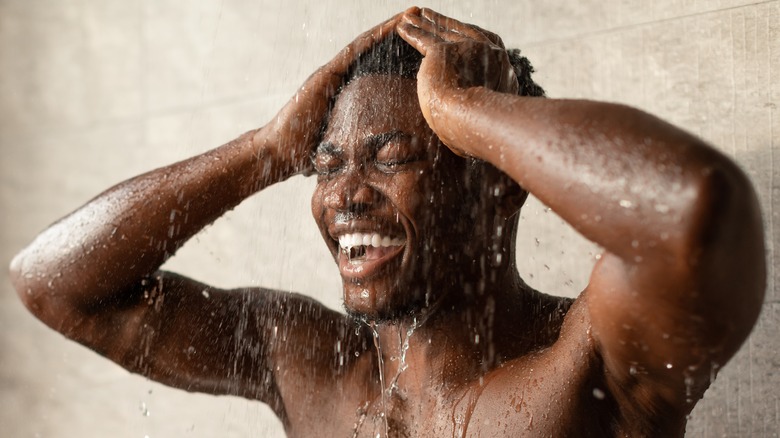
[1,0,778,436]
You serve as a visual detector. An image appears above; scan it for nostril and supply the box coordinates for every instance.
[350,186,376,206]
[345,197,370,215]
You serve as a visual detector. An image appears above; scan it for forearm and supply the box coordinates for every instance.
[10,128,293,311]
[437,87,740,260]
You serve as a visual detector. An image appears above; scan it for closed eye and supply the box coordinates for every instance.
[312,142,343,176]
[374,134,425,172]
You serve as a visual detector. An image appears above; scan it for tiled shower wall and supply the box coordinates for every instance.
[1,1,777,436]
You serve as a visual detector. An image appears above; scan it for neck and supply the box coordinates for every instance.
[366,257,528,400]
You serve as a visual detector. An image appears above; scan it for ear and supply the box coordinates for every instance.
[503,181,528,215]
[482,164,527,217]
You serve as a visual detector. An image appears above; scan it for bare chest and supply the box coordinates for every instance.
[306,356,615,438]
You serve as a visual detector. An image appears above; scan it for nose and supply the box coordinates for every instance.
[325,170,378,214]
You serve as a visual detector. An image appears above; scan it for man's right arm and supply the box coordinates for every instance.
[9,11,407,423]
[8,128,303,409]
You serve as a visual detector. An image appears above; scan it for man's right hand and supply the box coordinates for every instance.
[253,9,415,176]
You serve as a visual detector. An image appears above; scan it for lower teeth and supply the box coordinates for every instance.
[348,246,366,261]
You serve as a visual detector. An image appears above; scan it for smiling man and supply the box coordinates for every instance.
[9,8,765,437]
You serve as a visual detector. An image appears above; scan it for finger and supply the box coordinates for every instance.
[465,23,505,48]
[419,8,504,48]
[397,22,442,56]
[331,11,405,70]
[419,8,493,44]
[403,12,472,45]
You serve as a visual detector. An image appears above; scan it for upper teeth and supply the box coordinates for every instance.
[338,232,405,249]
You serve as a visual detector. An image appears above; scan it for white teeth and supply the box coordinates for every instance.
[338,232,405,249]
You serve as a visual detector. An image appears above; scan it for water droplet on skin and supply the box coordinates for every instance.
[360,290,369,299]
[201,290,210,298]
[654,203,670,213]
[592,388,605,400]
[666,363,674,369]
[619,199,633,208]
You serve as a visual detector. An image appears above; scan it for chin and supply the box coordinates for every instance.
[341,281,429,323]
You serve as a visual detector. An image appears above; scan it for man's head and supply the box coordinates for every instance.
[310,34,543,321]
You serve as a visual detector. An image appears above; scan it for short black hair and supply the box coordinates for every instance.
[343,33,545,97]
[320,33,545,144]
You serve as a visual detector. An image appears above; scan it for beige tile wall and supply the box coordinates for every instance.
[1,0,777,436]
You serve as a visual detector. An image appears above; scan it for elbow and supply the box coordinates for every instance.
[682,154,766,324]
[686,155,763,257]
[10,248,34,308]
[9,245,73,328]
[9,247,48,320]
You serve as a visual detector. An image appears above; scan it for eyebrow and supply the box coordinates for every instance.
[315,130,411,156]
[314,141,341,156]
[364,130,411,151]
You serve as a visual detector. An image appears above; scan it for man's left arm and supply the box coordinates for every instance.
[399,7,765,418]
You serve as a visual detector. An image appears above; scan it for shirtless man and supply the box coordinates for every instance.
[9,8,765,437]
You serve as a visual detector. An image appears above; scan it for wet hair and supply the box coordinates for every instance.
[342,33,545,97]
[320,33,545,153]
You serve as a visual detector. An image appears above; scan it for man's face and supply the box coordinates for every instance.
[311,74,468,321]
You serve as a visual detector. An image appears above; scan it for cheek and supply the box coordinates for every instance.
[311,184,329,226]
[311,186,321,217]
[387,172,427,218]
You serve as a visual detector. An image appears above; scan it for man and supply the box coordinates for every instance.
[9,7,765,437]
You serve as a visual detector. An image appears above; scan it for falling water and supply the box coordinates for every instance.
[368,322,390,437]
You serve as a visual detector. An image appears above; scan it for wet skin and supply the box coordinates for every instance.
[9,7,765,438]
[311,74,479,320]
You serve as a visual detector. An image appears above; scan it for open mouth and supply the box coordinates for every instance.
[339,232,405,261]
[336,232,406,278]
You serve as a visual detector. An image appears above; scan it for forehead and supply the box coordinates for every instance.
[323,74,429,142]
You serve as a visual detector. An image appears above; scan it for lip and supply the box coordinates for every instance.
[337,242,406,280]
[328,219,408,281]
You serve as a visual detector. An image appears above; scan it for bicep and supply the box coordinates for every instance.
[587,239,764,416]
[76,270,354,423]
[586,159,765,416]
[68,271,321,418]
